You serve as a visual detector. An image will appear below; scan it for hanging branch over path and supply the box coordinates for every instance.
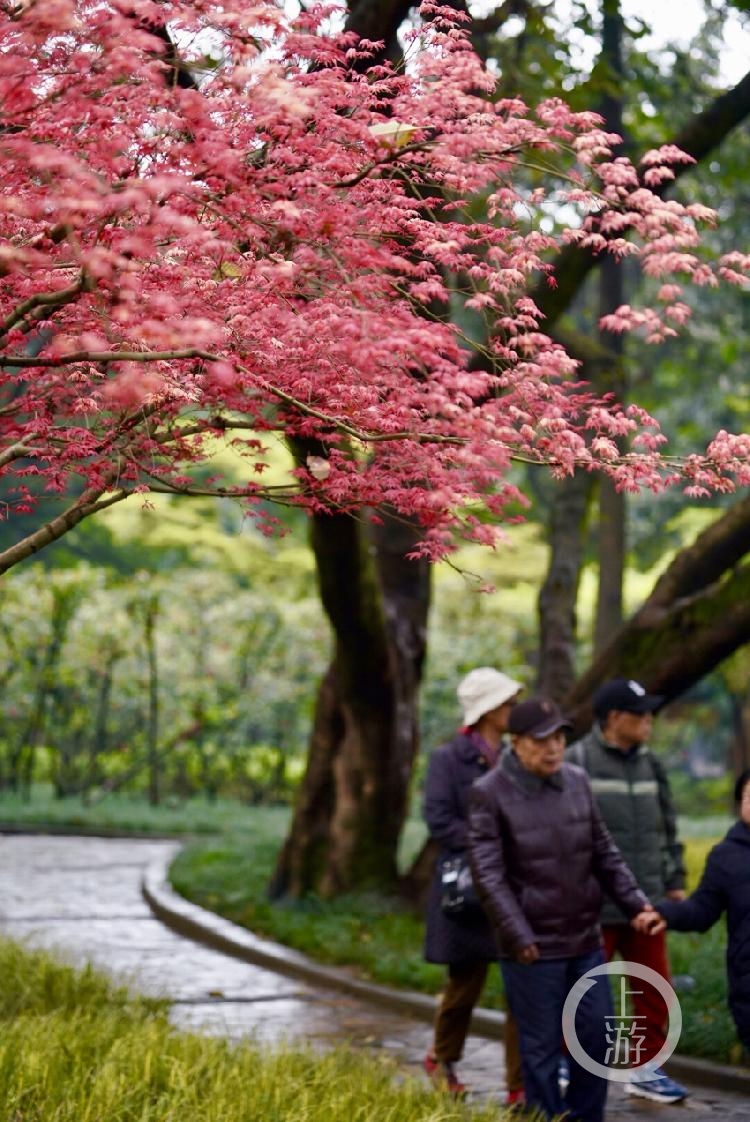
[530,67,750,328]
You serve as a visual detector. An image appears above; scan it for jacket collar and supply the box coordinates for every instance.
[727,820,750,846]
[452,731,491,765]
[501,747,565,793]
[592,722,649,760]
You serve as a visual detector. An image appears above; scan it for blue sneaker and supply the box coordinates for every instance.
[623,1066,688,1103]
[558,1057,570,1095]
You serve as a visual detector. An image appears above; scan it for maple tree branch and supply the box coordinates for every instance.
[0,488,130,576]
[136,477,305,504]
[672,68,750,168]
[0,355,726,475]
[333,141,435,189]
[246,376,462,444]
[530,66,750,327]
[0,275,91,338]
[334,139,528,191]
[0,348,215,368]
[116,403,713,474]
[566,559,750,735]
[639,489,750,614]
[0,436,39,468]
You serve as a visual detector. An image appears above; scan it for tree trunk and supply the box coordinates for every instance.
[270,508,430,898]
[536,473,595,700]
[537,0,627,691]
[593,1,627,653]
[595,475,626,650]
[565,499,750,735]
[144,594,161,807]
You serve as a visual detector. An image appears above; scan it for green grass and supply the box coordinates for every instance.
[0,783,264,835]
[170,824,471,1001]
[667,925,742,1064]
[0,938,503,1122]
[0,937,166,1021]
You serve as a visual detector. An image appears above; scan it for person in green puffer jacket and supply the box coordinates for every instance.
[566,677,688,1106]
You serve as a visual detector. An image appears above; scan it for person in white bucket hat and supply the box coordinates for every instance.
[457,668,523,728]
[422,667,524,1102]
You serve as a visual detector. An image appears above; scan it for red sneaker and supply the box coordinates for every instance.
[506,1088,526,1107]
[423,1053,467,1094]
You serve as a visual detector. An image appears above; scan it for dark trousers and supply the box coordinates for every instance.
[501,947,612,1122]
[433,961,523,1092]
[602,925,672,1066]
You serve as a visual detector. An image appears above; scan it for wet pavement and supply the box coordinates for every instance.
[0,834,747,1119]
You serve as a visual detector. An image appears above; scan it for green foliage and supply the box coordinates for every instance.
[0,939,503,1122]
[679,814,735,844]
[0,516,544,807]
[670,774,734,818]
[0,562,329,804]
[0,784,263,834]
[1,463,743,814]
[418,528,545,760]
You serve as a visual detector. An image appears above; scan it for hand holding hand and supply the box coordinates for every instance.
[516,943,540,965]
[631,905,666,935]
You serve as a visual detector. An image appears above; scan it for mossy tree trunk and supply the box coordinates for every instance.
[565,492,750,737]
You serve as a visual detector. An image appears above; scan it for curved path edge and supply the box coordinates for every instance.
[142,852,750,1096]
[141,854,504,1036]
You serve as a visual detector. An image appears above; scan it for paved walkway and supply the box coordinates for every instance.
[0,833,747,1119]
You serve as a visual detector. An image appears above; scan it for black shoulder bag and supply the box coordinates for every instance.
[439,854,480,915]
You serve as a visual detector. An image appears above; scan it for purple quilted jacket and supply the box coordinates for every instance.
[468,753,647,959]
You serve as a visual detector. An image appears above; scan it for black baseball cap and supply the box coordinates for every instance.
[508,697,572,739]
[593,678,663,721]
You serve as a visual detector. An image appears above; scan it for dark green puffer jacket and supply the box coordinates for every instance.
[566,726,685,925]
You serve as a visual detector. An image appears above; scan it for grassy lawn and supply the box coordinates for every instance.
[0,938,502,1122]
[0,784,257,835]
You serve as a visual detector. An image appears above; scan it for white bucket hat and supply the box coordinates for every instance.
[457,667,522,727]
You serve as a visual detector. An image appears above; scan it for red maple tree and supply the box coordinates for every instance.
[1,0,748,574]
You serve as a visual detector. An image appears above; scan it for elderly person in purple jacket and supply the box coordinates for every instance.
[423,666,523,1100]
[468,697,664,1122]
